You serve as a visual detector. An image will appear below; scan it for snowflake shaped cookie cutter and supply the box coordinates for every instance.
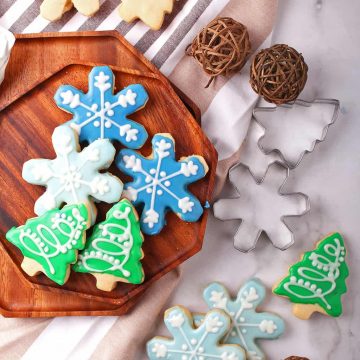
[196,279,285,360]
[116,133,209,235]
[254,99,340,170]
[54,65,149,148]
[147,305,245,360]
[214,162,310,252]
[22,125,123,224]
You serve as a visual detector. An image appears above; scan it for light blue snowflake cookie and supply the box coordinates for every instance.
[54,66,149,148]
[116,133,209,235]
[200,279,285,360]
[22,125,123,224]
[147,305,245,360]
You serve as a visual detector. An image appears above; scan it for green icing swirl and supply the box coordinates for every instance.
[6,204,89,285]
[274,232,349,317]
[73,199,144,285]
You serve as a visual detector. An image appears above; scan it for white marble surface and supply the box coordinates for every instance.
[157,1,360,359]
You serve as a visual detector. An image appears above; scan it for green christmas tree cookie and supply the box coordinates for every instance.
[6,204,89,285]
[73,199,144,291]
[273,232,349,319]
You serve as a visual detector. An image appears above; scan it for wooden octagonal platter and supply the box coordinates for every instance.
[0,32,217,317]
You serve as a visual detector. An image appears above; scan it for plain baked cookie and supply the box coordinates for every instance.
[118,0,174,31]
[40,0,100,21]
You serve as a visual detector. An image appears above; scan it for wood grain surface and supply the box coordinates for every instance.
[0,32,217,317]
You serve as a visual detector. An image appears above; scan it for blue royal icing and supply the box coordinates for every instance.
[22,125,123,225]
[147,305,245,360]
[200,279,285,360]
[116,133,208,235]
[54,66,149,148]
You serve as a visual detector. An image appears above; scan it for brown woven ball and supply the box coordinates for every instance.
[250,44,308,105]
[186,17,251,88]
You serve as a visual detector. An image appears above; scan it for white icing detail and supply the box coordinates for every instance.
[60,90,80,108]
[118,89,137,108]
[94,71,111,91]
[168,313,185,328]
[178,197,195,213]
[152,343,167,358]
[181,161,199,177]
[155,139,172,158]
[259,320,277,334]
[205,316,223,333]
[119,124,139,142]
[32,162,53,182]
[143,209,159,228]
[88,148,100,162]
[210,291,227,309]
[19,208,87,275]
[221,352,239,360]
[123,155,142,172]
[282,238,345,310]
[90,176,110,195]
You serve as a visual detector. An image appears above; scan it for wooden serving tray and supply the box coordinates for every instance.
[0,32,217,317]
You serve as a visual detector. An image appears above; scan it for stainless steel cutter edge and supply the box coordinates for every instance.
[214,161,311,252]
[253,98,340,170]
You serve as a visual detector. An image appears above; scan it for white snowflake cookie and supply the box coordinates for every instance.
[22,125,123,224]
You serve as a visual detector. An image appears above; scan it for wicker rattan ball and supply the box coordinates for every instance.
[250,44,308,105]
[186,17,251,88]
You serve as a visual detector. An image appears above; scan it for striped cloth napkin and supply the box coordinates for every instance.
[0,0,277,359]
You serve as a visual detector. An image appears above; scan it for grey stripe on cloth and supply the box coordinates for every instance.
[135,0,191,54]
[9,0,39,33]
[0,0,15,18]
[115,20,136,36]
[152,0,213,68]
[77,0,119,31]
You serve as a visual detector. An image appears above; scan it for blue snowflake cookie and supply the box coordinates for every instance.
[200,279,285,360]
[147,305,245,360]
[54,66,149,148]
[22,125,123,225]
[116,133,209,235]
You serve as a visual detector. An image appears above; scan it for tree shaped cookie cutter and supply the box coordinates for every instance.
[214,162,310,252]
[254,98,340,170]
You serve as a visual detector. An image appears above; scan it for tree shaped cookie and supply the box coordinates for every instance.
[6,204,89,285]
[40,0,100,21]
[198,279,285,360]
[73,199,144,291]
[273,233,349,319]
[54,66,149,148]
[147,305,245,360]
[22,125,123,224]
[118,0,174,31]
[213,162,309,252]
[116,133,209,235]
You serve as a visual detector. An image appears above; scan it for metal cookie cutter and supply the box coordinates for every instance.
[254,98,340,169]
[213,161,310,252]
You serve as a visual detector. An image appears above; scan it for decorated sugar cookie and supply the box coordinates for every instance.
[147,305,245,360]
[116,133,209,235]
[54,66,148,148]
[273,233,349,319]
[73,199,144,291]
[40,0,100,21]
[118,0,174,31]
[6,204,89,285]
[198,279,285,360]
[22,125,123,224]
